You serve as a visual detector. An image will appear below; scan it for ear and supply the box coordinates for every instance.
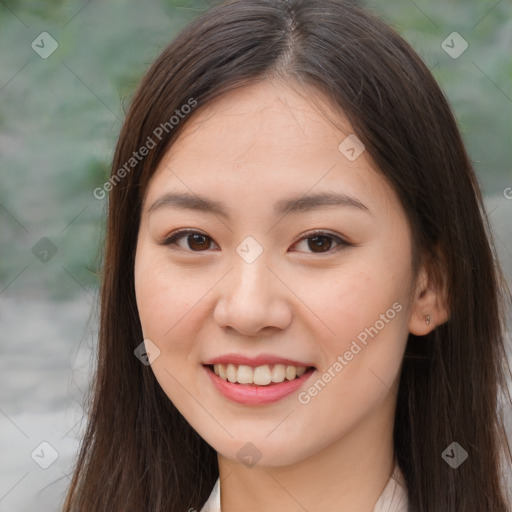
[408,256,450,336]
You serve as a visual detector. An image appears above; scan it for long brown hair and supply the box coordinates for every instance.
[62,0,512,510]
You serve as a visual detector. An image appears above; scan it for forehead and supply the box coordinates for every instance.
[143,80,400,219]
[163,80,355,168]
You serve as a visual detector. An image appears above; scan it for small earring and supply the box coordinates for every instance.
[425,314,431,325]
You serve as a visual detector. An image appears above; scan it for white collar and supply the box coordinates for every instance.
[200,462,408,512]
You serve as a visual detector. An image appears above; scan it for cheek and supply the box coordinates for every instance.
[134,247,208,409]
[292,269,408,448]
[297,251,411,396]
[134,246,201,351]
[304,260,408,347]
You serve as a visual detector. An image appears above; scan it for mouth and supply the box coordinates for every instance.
[202,363,317,405]
[205,363,316,386]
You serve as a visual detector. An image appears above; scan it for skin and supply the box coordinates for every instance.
[134,79,448,512]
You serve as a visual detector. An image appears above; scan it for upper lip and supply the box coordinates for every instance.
[203,353,315,367]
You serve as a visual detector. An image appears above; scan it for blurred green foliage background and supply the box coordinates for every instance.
[1,0,511,300]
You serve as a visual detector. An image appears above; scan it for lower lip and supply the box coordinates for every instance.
[203,365,316,405]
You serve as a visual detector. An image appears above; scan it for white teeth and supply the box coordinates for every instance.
[237,365,254,384]
[271,364,286,383]
[285,366,297,380]
[253,365,272,385]
[212,363,309,385]
[226,363,237,383]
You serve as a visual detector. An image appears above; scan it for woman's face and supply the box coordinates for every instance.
[134,80,417,467]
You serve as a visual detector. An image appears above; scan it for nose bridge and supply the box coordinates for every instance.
[230,246,274,300]
[229,234,273,294]
[213,243,292,333]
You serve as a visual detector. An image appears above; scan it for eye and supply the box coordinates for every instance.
[161,229,219,252]
[160,229,351,254]
[291,230,351,254]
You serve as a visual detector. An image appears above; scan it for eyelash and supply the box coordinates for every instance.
[160,229,352,255]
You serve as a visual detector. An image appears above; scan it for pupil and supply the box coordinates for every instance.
[189,234,209,250]
[308,235,331,253]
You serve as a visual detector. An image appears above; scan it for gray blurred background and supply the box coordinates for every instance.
[0,1,511,510]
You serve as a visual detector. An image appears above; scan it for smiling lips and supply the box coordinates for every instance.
[203,354,316,405]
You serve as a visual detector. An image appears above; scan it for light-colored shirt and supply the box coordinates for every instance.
[200,462,409,512]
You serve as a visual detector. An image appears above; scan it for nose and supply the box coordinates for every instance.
[213,254,293,336]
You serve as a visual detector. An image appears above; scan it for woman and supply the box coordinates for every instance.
[63,0,512,510]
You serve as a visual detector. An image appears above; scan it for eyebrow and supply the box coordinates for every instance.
[147,191,370,218]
